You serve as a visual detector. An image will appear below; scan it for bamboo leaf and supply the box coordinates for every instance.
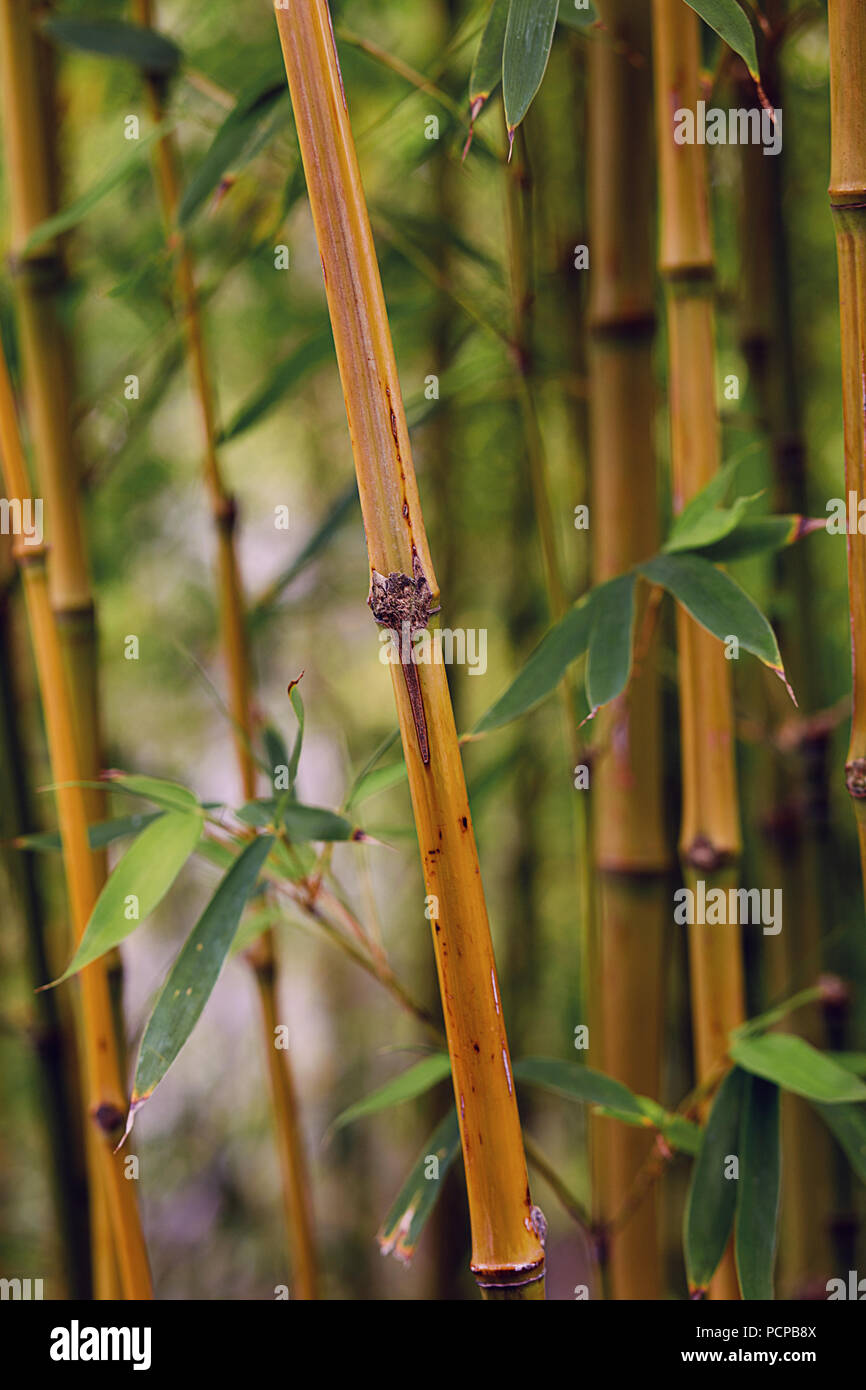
[22,122,175,252]
[469,0,509,111]
[585,572,636,715]
[502,0,560,144]
[330,1054,453,1134]
[126,834,275,1130]
[513,1056,645,1115]
[683,0,760,80]
[178,74,287,226]
[730,1033,866,1104]
[236,798,360,841]
[684,1067,746,1295]
[286,678,305,791]
[346,759,408,809]
[735,1076,780,1299]
[694,516,823,563]
[664,495,757,554]
[811,1102,866,1182]
[593,1097,702,1155]
[262,725,290,789]
[102,772,201,814]
[50,810,204,984]
[474,593,594,733]
[42,17,181,75]
[217,329,335,444]
[13,811,164,854]
[377,1110,462,1263]
[639,553,790,689]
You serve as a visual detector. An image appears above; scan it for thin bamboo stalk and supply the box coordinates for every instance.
[274,0,544,1298]
[588,0,669,1301]
[828,2,866,918]
[132,0,319,1300]
[0,341,152,1299]
[652,0,746,1300]
[0,0,128,1298]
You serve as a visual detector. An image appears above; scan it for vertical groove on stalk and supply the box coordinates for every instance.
[652,0,745,1300]
[274,0,544,1297]
[132,0,319,1299]
[588,0,670,1301]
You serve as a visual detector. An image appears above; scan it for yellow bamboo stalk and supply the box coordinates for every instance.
[588,0,669,1301]
[131,0,320,1299]
[828,2,866,902]
[652,0,746,1301]
[0,0,131,1299]
[274,0,544,1298]
[0,341,152,1299]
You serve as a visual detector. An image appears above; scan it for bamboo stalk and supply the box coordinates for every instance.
[131,0,319,1299]
[828,2,866,919]
[274,0,544,1298]
[588,0,669,1301]
[652,0,746,1300]
[0,340,152,1299]
[0,0,130,1298]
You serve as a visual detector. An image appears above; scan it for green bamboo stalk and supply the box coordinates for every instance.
[588,0,670,1301]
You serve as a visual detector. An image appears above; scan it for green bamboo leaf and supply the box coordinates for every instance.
[593,1097,702,1155]
[474,593,594,734]
[49,810,204,985]
[346,759,408,809]
[665,452,752,543]
[22,122,175,252]
[217,330,334,444]
[811,1102,866,1182]
[557,1,599,32]
[695,516,823,563]
[828,1053,866,1076]
[236,798,360,842]
[377,1110,462,1263]
[13,811,163,854]
[125,834,275,1133]
[639,552,790,689]
[42,17,181,75]
[502,0,560,144]
[262,725,290,790]
[664,495,757,554]
[469,0,509,110]
[102,773,201,814]
[250,483,359,623]
[684,1067,746,1295]
[513,1056,645,1115]
[286,679,305,791]
[585,572,636,715]
[178,73,287,226]
[330,1054,452,1134]
[683,0,760,80]
[735,1076,780,1299]
[730,1033,866,1104]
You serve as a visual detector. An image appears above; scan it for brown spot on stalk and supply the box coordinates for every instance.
[846,758,866,798]
[93,1102,125,1136]
[683,836,732,872]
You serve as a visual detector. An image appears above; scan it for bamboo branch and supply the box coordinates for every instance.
[274,0,544,1299]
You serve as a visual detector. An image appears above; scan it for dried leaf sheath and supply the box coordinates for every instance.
[273,0,544,1295]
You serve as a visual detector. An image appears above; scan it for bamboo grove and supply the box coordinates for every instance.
[0,0,865,1306]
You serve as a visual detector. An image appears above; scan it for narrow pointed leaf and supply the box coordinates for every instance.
[684,1067,745,1294]
[218,329,334,445]
[128,834,275,1123]
[178,73,287,226]
[102,772,201,814]
[14,811,163,854]
[664,495,757,554]
[593,1097,702,1155]
[585,572,636,714]
[22,122,174,252]
[811,1102,866,1182]
[735,1076,780,1299]
[42,17,181,75]
[330,1054,452,1134]
[263,725,290,789]
[377,1110,461,1263]
[51,810,203,984]
[695,515,823,563]
[502,0,560,138]
[286,679,305,790]
[474,593,594,733]
[639,553,787,680]
[730,1033,866,1103]
[513,1056,644,1115]
[469,0,509,108]
[236,798,359,841]
[683,0,760,80]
